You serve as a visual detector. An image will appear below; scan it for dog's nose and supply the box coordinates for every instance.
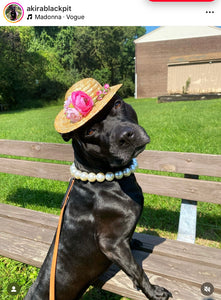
[118,127,135,146]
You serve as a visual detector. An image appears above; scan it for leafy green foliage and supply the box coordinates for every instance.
[0,26,145,110]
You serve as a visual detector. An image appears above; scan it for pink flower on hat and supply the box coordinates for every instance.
[96,90,102,96]
[64,96,82,123]
[71,91,93,116]
[66,107,82,123]
[96,90,103,101]
[64,96,72,110]
[64,84,110,123]
[64,91,94,123]
[96,84,110,101]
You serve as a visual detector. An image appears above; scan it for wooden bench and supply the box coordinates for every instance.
[0,139,221,300]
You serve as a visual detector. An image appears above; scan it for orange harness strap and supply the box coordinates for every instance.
[50,178,75,300]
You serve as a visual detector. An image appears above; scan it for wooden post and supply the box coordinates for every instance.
[177,174,199,244]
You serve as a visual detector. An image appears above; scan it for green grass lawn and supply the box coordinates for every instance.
[1,98,221,153]
[0,98,221,299]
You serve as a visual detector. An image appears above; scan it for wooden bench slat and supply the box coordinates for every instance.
[1,159,221,203]
[1,139,221,177]
[0,232,48,267]
[99,264,221,300]
[136,173,221,204]
[133,232,221,268]
[100,249,221,292]
[0,203,59,229]
[1,204,221,271]
[138,150,221,177]
[1,204,220,270]
[139,251,221,291]
[0,217,55,245]
[0,157,71,181]
[0,139,73,161]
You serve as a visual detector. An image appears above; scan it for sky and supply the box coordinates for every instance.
[145,26,221,34]
[145,26,160,33]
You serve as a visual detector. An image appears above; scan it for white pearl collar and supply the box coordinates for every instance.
[70,158,138,182]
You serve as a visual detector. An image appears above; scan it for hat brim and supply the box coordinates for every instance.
[54,79,122,134]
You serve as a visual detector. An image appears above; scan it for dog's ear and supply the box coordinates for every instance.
[61,132,73,142]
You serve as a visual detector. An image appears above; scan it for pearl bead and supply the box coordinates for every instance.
[74,170,82,179]
[80,172,88,181]
[114,171,123,180]
[132,158,138,168]
[96,173,105,182]
[88,172,96,182]
[70,164,76,175]
[105,172,114,181]
[130,164,137,173]
[123,168,131,177]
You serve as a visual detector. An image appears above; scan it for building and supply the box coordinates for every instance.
[134,26,221,98]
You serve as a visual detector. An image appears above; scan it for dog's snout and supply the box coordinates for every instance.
[119,127,135,146]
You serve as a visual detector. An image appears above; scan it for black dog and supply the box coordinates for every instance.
[9,5,17,21]
[25,95,172,300]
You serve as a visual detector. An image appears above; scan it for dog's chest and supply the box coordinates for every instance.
[67,175,143,218]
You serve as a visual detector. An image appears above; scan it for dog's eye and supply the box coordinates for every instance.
[114,100,122,109]
[86,128,95,136]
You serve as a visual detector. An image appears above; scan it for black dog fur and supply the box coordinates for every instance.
[25,95,172,300]
[9,5,17,20]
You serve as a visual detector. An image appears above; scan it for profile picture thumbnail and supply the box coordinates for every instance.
[3,2,24,23]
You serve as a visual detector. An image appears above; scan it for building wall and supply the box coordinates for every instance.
[135,35,221,98]
[168,62,221,94]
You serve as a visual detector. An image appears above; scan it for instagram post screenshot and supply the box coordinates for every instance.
[0,0,220,299]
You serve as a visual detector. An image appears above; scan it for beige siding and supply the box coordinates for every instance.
[168,62,221,94]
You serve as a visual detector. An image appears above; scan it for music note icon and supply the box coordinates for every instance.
[27,14,32,20]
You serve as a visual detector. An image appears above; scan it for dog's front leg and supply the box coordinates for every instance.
[99,238,172,300]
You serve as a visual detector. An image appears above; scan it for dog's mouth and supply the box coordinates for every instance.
[133,144,146,158]
[109,139,150,169]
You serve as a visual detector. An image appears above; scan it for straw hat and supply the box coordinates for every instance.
[54,78,122,134]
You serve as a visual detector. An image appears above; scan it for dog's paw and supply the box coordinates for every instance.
[150,285,172,300]
[133,282,140,291]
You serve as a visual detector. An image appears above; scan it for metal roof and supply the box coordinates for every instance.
[134,26,221,44]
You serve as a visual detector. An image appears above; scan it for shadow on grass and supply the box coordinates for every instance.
[5,187,64,211]
[139,205,221,244]
[138,207,180,235]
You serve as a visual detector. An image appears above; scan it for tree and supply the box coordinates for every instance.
[0,27,28,107]
[0,26,146,109]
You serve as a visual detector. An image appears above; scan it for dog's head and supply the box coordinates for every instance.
[62,95,150,172]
